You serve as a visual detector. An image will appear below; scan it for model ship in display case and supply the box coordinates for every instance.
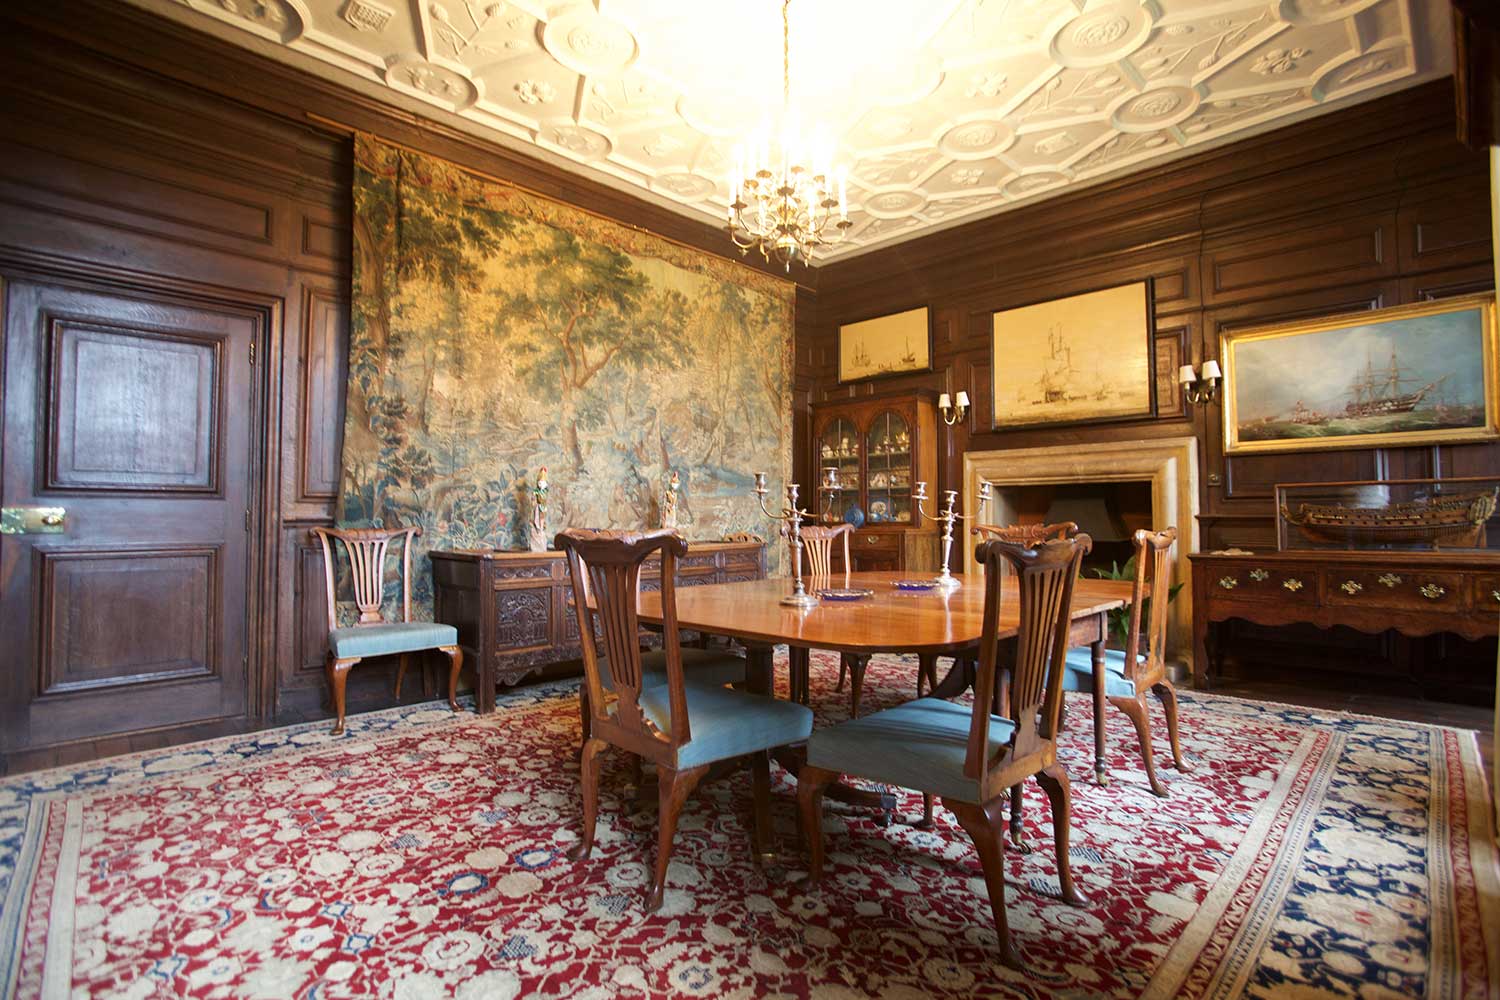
[1276,477,1500,551]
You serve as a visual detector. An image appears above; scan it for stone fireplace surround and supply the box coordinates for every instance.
[962,437,1199,673]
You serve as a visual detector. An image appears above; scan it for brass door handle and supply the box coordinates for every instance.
[0,506,66,534]
[1341,580,1363,595]
[1282,578,1304,592]
[1218,576,1238,589]
[1418,583,1445,600]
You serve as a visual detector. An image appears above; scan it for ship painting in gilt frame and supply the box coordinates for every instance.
[1222,294,1500,455]
[837,306,932,383]
[990,281,1155,429]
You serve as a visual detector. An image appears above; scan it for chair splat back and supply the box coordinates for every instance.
[800,523,852,577]
[557,528,692,748]
[1126,528,1177,675]
[312,526,420,629]
[966,534,1091,795]
[971,521,1078,545]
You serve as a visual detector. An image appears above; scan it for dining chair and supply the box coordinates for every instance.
[913,521,1081,697]
[1061,527,1191,796]
[560,528,814,911]
[797,524,866,710]
[797,533,1092,967]
[313,525,463,736]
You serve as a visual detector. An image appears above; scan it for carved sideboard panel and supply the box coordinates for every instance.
[430,541,767,713]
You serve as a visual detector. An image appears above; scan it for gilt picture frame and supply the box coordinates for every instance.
[1221,294,1499,455]
[990,281,1155,430]
[838,306,932,383]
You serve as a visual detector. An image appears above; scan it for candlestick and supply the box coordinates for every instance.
[913,480,991,589]
[751,470,838,608]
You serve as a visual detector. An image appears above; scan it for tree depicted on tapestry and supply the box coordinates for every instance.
[340,135,794,615]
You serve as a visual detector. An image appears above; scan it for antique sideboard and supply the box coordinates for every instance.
[430,540,766,713]
[1188,550,1500,688]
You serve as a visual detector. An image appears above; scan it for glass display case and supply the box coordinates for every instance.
[1275,477,1500,552]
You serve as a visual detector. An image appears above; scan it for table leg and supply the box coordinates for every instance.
[788,646,810,705]
[1091,634,1108,786]
[744,642,897,824]
[928,653,977,700]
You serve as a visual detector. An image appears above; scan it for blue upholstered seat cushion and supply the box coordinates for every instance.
[597,648,746,692]
[637,684,813,769]
[807,697,1017,804]
[329,622,458,659]
[1060,647,1139,698]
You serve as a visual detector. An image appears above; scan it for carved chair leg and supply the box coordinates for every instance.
[835,655,847,692]
[915,792,935,829]
[1035,763,1086,906]
[751,750,773,861]
[945,798,1024,970]
[579,688,592,752]
[1153,681,1193,773]
[327,656,358,736]
[441,645,463,712]
[1008,782,1029,853]
[1111,693,1165,797]
[394,652,411,699]
[647,764,709,912]
[847,655,870,719]
[571,737,608,861]
[797,765,841,886]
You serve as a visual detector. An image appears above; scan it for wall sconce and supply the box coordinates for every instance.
[938,390,969,426]
[1178,360,1221,406]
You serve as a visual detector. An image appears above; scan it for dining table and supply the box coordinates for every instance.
[634,570,1133,830]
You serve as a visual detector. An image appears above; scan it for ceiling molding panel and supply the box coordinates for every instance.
[126,0,1453,262]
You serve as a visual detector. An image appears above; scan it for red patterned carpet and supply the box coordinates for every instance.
[2,652,1497,999]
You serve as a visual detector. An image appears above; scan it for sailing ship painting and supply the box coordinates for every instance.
[1224,295,1499,454]
[838,306,931,382]
[991,282,1153,428]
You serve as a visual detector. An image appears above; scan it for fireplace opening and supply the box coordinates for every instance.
[996,480,1154,579]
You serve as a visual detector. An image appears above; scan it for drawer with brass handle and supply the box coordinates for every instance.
[1218,576,1238,590]
[1419,583,1445,600]
[1282,578,1304,592]
[1248,568,1269,582]
[1340,580,1363,595]
[1328,570,1462,611]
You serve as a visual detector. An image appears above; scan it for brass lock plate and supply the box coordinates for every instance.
[0,507,66,534]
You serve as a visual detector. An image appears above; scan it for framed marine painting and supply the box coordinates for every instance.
[838,306,932,383]
[1221,294,1500,455]
[990,281,1155,429]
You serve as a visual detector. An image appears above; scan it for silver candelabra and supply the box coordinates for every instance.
[752,468,840,607]
[913,480,992,590]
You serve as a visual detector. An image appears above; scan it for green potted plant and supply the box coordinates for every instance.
[1092,556,1183,652]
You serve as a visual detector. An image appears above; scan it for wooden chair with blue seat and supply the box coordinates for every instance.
[799,523,863,708]
[559,527,814,911]
[1061,526,1191,795]
[313,525,463,736]
[797,532,1092,967]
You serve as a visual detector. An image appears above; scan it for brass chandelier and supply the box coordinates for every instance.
[727,0,851,269]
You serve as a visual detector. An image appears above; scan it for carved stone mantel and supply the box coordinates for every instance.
[963,436,1200,669]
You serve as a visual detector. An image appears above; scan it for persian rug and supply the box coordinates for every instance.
[2,653,1496,1000]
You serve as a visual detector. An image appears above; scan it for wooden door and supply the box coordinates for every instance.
[0,277,261,757]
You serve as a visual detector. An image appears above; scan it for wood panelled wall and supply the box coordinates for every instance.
[805,79,1497,695]
[0,4,814,773]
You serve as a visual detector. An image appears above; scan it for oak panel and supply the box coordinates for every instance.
[41,546,218,696]
[48,320,220,492]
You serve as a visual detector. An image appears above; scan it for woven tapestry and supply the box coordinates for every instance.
[340,134,794,615]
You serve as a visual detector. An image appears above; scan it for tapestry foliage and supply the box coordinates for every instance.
[340,134,794,616]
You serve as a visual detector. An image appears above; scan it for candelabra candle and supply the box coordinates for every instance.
[913,481,990,590]
[751,472,828,608]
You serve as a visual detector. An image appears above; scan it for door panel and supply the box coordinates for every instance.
[1,277,257,754]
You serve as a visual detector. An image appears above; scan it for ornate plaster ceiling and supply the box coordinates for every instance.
[131,0,1452,262]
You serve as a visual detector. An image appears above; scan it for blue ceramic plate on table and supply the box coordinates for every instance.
[892,579,940,592]
[816,588,874,601]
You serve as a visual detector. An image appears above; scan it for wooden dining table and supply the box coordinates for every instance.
[634,570,1133,821]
